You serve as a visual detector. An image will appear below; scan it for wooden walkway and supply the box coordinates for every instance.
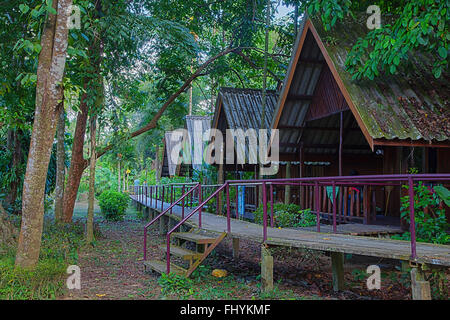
[131,195,450,267]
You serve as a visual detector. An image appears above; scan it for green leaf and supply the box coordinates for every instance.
[433,67,442,78]
[393,56,400,66]
[19,4,30,13]
[390,65,396,74]
[438,47,447,59]
[433,186,450,207]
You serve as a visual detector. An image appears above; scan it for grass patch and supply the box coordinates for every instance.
[0,218,85,300]
[157,265,312,300]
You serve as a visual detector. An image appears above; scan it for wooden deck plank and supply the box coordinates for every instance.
[132,195,450,267]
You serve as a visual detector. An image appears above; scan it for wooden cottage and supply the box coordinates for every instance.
[270,15,450,223]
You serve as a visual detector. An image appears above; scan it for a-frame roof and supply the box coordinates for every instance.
[272,15,450,151]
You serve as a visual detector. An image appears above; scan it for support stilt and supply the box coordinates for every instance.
[261,245,273,292]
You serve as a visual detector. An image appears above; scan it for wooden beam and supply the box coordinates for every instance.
[374,138,450,148]
[287,94,314,100]
[280,142,370,150]
[278,125,360,131]
[298,58,325,64]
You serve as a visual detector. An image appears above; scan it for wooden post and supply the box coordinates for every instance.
[331,252,345,291]
[261,245,273,292]
[410,267,431,300]
[284,162,291,204]
[299,145,305,209]
[218,162,224,215]
[232,237,240,259]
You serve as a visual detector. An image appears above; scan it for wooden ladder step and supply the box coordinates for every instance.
[144,259,186,275]
[158,244,202,260]
[172,232,217,244]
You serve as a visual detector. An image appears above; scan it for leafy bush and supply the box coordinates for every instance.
[98,190,129,221]
[254,203,316,228]
[393,182,449,244]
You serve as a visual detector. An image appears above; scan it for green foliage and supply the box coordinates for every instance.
[303,0,448,80]
[98,190,129,222]
[392,182,450,244]
[254,203,316,228]
[158,272,193,296]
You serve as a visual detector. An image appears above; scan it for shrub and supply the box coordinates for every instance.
[254,203,316,228]
[393,182,450,244]
[98,190,129,221]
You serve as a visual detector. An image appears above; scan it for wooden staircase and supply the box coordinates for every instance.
[144,230,227,277]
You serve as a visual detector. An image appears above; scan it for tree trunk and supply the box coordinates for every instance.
[61,95,88,223]
[16,0,72,269]
[86,115,97,243]
[54,101,65,221]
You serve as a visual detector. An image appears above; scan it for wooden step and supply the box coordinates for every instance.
[144,259,186,275]
[158,244,202,260]
[172,232,217,244]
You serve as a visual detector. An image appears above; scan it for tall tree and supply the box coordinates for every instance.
[16,0,72,269]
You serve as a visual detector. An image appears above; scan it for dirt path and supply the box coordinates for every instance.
[61,202,416,300]
[62,217,162,300]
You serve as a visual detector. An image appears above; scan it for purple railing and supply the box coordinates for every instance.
[135,173,450,273]
[142,183,199,261]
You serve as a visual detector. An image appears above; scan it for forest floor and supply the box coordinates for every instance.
[60,200,418,300]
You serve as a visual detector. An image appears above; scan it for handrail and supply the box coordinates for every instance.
[165,182,228,273]
[136,173,450,272]
[143,182,199,260]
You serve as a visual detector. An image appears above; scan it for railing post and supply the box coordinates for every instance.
[270,183,274,228]
[263,182,267,242]
[161,185,165,211]
[408,176,417,260]
[170,185,174,214]
[235,185,239,219]
[315,181,320,232]
[145,185,148,207]
[226,182,231,233]
[181,185,185,219]
[198,184,202,228]
[332,181,337,233]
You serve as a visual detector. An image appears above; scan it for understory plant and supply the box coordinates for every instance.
[0,219,84,299]
[393,182,449,244]
[254,203,316,228]
[98,190,129,222]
